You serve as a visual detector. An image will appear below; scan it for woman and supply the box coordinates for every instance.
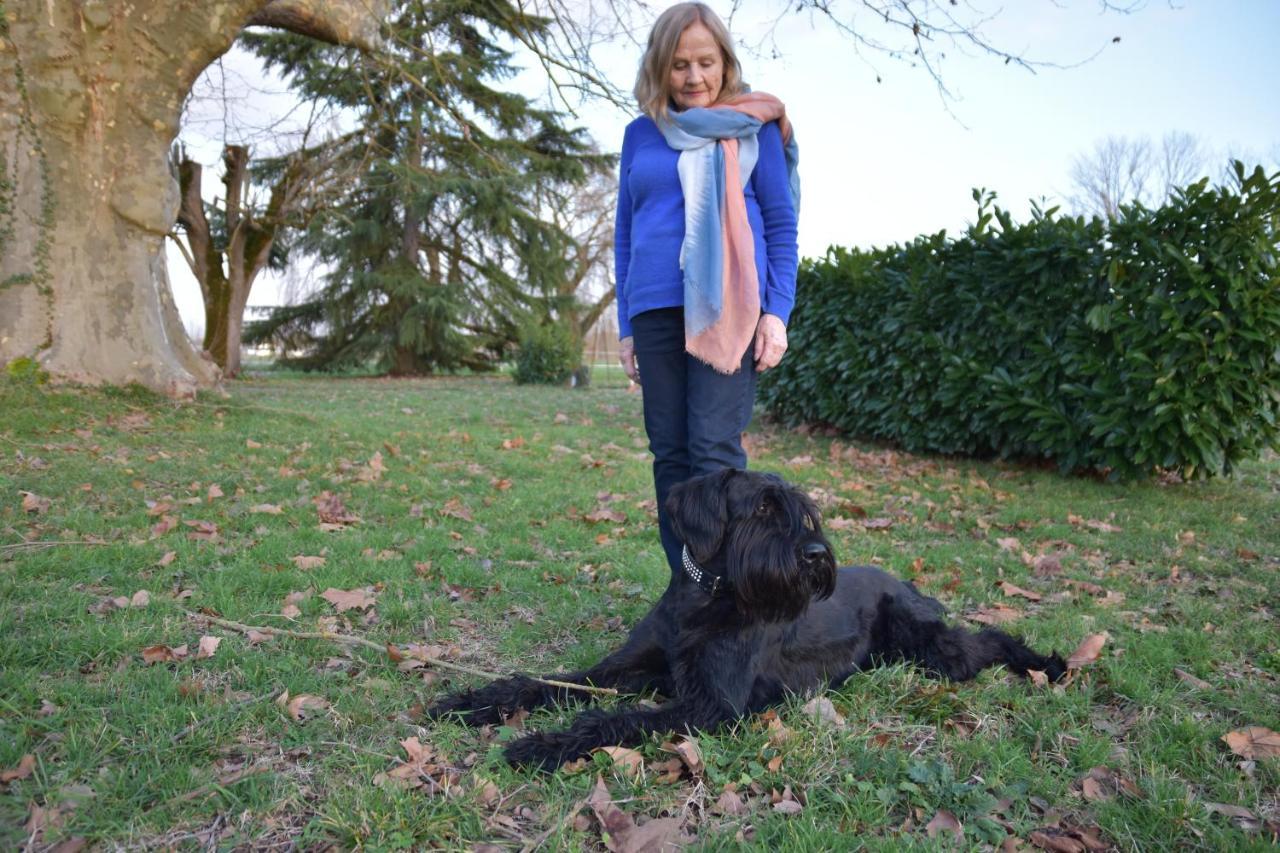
[615,2,800,585]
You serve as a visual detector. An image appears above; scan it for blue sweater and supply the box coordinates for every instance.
[614,116,799,340]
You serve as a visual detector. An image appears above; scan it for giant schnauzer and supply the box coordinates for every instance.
[429,469,1065,770]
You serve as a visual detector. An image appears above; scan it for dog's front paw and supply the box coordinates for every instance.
[1041,653,1068,683]
[503,732,584,773]
[425,692,506,727]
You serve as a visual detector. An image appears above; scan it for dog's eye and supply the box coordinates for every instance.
[755,501,770,516]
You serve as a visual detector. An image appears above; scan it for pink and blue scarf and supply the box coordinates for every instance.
[658,92,799,373]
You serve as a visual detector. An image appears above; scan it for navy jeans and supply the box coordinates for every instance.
[631,307,756,585]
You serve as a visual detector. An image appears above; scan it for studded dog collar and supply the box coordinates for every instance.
[682,546,728,596]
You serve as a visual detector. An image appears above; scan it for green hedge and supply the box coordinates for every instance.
[759,163,1280,479]
[513,320,582,385]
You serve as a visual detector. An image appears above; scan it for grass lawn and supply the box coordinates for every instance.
[1,372,1276,851]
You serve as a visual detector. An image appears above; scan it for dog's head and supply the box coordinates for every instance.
[666,469,837,621]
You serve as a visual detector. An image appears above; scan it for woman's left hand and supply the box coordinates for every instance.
[753,314,788,373]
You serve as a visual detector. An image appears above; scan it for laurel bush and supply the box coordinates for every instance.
[759,163,1280,479]
[514,320,582,385]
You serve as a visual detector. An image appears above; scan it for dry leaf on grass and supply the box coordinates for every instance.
[967,603,1023,625]
[1077,766,1143,801]
[1066,633,1109,669]
[322,586,378,612]
[439,498,473,521]
[277,691,330,722]
[1,754,35,783]
[195,636,221,660]
[251,503,284,514]
[21,491,51,513]
[598,746,646,781]
[141,644,189,664]
[314,491,360,526]
[130,590,151,607]
[587,775,685,853]
[800,696,846,727]
[584,507,627,524]
[712,786,748,816]
[356,451,386,482]
[997,581,1042,601]
[1174,667,1211,690]
[1222,726,1280,760]
[925,809,963,839]
[291,555,326,570]
[671,738,703,775]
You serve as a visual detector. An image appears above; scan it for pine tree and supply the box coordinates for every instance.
[242,0,612,374]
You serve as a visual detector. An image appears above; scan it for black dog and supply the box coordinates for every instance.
[429,469,1065,770]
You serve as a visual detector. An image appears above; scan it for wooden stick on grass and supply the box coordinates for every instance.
[184,611,618,697]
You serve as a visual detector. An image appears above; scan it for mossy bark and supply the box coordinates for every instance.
[0,0,383,396]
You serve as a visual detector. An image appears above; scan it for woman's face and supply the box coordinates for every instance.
[668,22,724,110]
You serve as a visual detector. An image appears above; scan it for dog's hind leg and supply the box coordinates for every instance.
[877,594,1066,683]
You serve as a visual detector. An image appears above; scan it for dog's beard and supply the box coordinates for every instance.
[726,517,836,622]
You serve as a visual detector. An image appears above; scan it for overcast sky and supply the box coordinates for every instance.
[170,0,1280,334]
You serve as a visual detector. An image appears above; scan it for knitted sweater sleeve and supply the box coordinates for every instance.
[614,122,635,339]
[752,120,799,325]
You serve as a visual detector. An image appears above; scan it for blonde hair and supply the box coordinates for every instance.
[634,3,744,122]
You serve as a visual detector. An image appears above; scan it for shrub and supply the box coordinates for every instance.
[759,164,1280,479]
[514,320,582,385]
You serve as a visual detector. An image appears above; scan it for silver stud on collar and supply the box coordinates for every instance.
[682,545,722,595]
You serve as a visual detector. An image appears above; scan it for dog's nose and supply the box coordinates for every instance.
[802,542,829,561]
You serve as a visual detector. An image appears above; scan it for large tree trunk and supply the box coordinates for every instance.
[0,0,384,397]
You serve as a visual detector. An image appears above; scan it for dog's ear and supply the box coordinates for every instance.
[665,470,735,561]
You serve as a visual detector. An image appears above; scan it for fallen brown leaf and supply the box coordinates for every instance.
[1066,633,1109,669]
[598,746,646,781]
[1173,667,1211,690]
[671,738,703,775]
[584,508,627,524]
[712,786,748,816]
[195,635,221,660]
[314,491,360,525]
[967,603,1023,625]
[278,691,330,722]
[1222,726,1280,760]
[20,491,51,513]
[321,586,378,612]
[141,644,189,664]
[439,498,473,521]
[800,695,846,727]
[1077,766,1143,801]
[291,555,326,570]
[1,754,35,783]
[587,774,685,853]
[926,809,963,840]
[997,580,1042,601]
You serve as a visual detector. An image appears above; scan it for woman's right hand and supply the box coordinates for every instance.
[619,336,640,384]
